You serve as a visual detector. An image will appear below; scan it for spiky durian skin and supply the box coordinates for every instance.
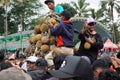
[40,23,49,33]
[40,45,50,53]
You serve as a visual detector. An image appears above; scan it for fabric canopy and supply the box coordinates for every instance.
[104,38,118,50]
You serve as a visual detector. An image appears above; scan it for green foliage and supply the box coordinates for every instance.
[0,7,5,35]
[71,0,92,17]
[60,3,77,17]
[0,0,43,35]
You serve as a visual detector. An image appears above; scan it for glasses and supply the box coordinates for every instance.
[88,23,95,26]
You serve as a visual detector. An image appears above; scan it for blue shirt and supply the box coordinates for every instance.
[54,5,64,14]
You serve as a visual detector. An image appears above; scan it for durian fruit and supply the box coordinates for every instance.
[48,18,59,28]
[36,40,42,48]
[41,36,50,44]
[29,36,37,44]
[84,42,91,50]
[34,34,42,41]
[24,45,32,53]
[40,23,49,33]
[39,17,46,24]
[49,36,56,45]
[34,25,41,34]
[31,46,36,55]
[40,44,50,53]
[48,18,57,25]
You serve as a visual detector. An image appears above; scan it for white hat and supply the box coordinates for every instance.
[86,18,96,24]
[26,56,38,63]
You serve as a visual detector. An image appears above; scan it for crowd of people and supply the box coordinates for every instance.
[0,0,120,80]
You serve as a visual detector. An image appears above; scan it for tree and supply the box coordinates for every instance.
[60,3,77,17]
[70,0,92,17]
[0,6,5,35]
[0,0,43,35]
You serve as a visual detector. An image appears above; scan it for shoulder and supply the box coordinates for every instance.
[55,5,64,9]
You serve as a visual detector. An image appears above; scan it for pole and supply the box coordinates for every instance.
[20,14,23,54]
[4,38,7,54]
[4,2,8,54]
[20,31,23,54]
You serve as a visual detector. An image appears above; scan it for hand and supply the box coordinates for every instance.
[83,21,88,27]
[48,22,54,28]
[112,57,120,68]
[81,21,88,34]
[85,37,94,44]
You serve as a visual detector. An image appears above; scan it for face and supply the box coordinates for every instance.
[93,68,103,80]
[61,16,65,20]
[47,2,55,10]
[87,22,95,32]
[27,61,36,70]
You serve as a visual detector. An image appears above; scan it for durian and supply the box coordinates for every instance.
[40,23,49,33]
[36,40,42,48]
[41,36,50,44]
[34,34,42,41]
[49,36,56,45]
[39,17,46,24]
[48,18,57,25]
[34,25,41,34]
[29,36,37,44]
[40,44,50,53]
[84,42,91,49]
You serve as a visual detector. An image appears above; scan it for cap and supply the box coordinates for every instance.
[26,56,38,63]
[48,56,93,79]
[86,18,96,24]
[35,58,48,67]
[60,10,71,20]
[0,67,32,80]
[44,0,54,4]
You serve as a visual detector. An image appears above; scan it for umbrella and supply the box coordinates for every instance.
[104,38,118,50]
[71,17,112,41]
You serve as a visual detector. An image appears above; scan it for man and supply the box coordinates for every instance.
[74,18,103,64]
[48,56,94,80]
[0,67,32,80]
[45,10,74,66]
[44,0,64,14]
[26,56,38,71]
[28,58,50,80]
